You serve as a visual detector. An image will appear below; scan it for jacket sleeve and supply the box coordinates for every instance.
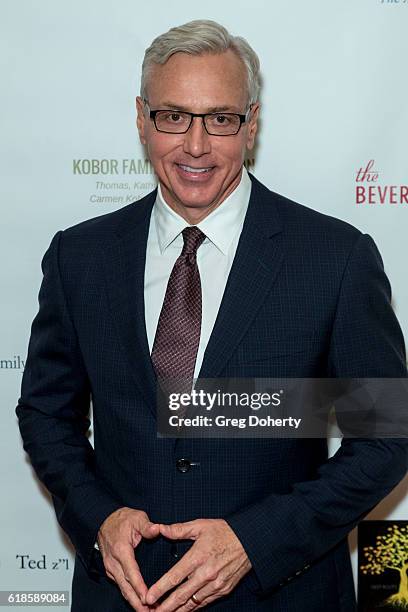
[15,230,124,573]
[224,232,408,595]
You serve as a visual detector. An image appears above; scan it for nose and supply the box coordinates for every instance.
[182,116,211,157]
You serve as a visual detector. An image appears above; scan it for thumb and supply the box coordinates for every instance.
[139,519,161,539]
[159,520,199,540]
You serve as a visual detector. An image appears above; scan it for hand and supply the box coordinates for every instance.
[145,519,252,610]
[97,507,161,611]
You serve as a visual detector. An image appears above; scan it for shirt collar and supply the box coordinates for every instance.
[154,165,252,255]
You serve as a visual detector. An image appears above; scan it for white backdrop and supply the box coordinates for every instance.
[1,0,407,608]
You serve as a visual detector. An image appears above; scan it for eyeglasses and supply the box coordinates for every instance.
[143,99,253,136]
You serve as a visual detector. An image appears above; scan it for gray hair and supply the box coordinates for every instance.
[140,19,261,107]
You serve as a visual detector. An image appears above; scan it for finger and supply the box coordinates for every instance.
[149,564,219,612]
[130,520,160,549]
[192,594,219,610]
[159,521,200,541]
[137,516,160,538]
[158,565,225,612]
[106,557,152,611]
[114,568,153,612]
[175,591,217,612]
[139,519,161,539]
[150,578,199,612]
[118,549,150,603]
[172,597,201,612]
[175,569,232,612]
[151,576,207,612]
[145,551,201,606]
[185,579,226,608]
[184,588,226,611]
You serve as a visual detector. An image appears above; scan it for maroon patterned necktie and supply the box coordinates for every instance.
[151,226,206,400]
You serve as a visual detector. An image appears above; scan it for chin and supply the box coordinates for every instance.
[177,190,220,207]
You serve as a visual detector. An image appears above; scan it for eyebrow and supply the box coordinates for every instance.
[159,101,242,113]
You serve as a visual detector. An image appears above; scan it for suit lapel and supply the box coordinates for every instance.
[103,190,158,419]
[197,174,284,381]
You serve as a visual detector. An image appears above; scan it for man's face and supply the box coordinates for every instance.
[136,49,259,221]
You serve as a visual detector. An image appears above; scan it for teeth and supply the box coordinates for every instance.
[179,164,212,173]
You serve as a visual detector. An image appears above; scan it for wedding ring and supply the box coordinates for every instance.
[191,593,201,605]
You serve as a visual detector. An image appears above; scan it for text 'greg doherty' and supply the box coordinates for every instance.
[168,389,283,411]
[169,415,303,430]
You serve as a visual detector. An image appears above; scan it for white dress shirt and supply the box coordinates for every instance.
[144,165,252,381]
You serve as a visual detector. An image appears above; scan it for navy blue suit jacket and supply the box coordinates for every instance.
[16,173,408,611]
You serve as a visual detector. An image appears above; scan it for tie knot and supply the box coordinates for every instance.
[181,226,206,255]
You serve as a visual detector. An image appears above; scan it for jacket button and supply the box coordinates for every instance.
[176,458,191,473]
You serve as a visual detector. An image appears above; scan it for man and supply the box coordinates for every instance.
[16,19,407,612]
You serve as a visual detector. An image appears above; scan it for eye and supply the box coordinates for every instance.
[167,112,182,122]
[215,114,230,124]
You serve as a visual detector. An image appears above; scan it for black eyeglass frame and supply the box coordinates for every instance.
[143,99,254,136]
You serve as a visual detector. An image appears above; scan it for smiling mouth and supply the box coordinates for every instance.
[176,163,215,174]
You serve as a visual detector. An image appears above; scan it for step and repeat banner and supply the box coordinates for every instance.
[1,0,407,608]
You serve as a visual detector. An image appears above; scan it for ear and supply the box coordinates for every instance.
[246,102,260,151]
[136,96,147,145]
